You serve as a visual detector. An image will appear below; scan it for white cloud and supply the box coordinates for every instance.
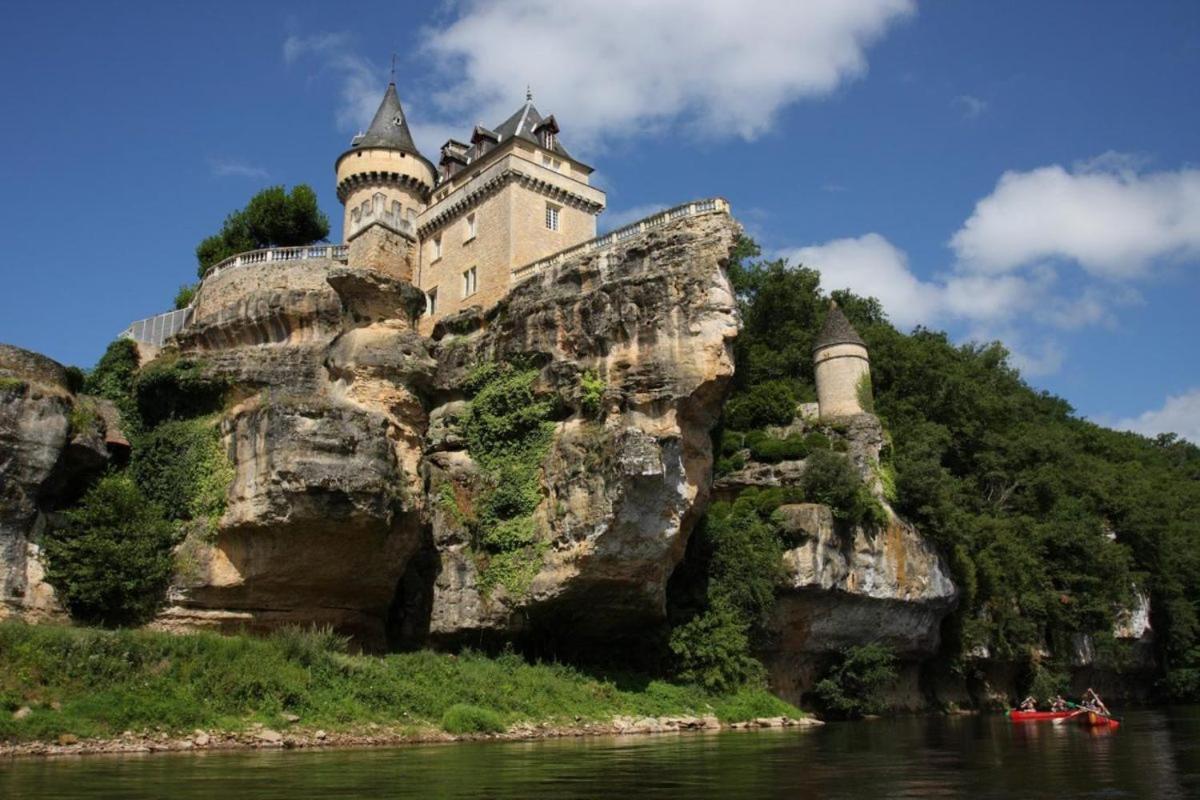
[951,156,1200,279]
[785,234,938,328]
[953,94,988,119]
[209,158,268,179]
[1115,388,1200,444]
[422,0,914,147]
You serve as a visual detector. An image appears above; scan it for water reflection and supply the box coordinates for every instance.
[0,708,1196,799]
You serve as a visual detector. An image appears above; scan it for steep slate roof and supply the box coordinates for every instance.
[491,99,573,159]
[813,303,867,351]
[353,83,422,156]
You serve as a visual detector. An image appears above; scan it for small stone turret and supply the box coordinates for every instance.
[813,301,872,418]
[335,83,435,282]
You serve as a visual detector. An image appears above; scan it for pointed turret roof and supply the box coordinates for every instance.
[354,83,421,155]
[813,301,867,352]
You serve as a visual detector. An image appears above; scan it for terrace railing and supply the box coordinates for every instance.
[202,244,349,280]
[511,197,730,280]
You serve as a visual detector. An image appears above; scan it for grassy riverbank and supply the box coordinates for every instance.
[0,622,798,744]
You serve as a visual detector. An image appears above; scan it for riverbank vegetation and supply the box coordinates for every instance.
[0,622,797,744]
[696,238,1200,701]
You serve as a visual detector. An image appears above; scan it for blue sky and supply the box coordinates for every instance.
[1,1,1197,440]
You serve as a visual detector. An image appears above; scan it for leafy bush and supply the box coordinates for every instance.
[746,431,808,463]
[799,449,886,527]
[133,356,228,427]
[724,380,799,431]
[174,283,197,310]
[130,416,232,521]
[67,398,102,439]
[195,184,330,277]
[82,339,139,425]
[580,369,605,417]
[669,605,762,693]
[441,703,507,734]
[811,644,898,718]
[668,489,793,692]
[41,475,176,626]
[63,366,85,394]
[269,624,349,667]
[461,361,557,596]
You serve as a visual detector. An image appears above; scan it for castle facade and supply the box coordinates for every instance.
[336,84,606,328]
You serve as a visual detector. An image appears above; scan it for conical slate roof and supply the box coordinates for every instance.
[354,83,421,156]
[813,302,867,351]
[491,99,573,159]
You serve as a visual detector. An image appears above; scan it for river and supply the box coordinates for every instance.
[2,707,1197,798]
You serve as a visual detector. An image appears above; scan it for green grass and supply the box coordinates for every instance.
[0,622,799,743]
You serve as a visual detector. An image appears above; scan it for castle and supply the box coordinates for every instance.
[335,83,606,326]
[121,82,871,419]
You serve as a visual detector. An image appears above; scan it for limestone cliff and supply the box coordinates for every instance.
[0,204,961,707]
[0,344,120,622]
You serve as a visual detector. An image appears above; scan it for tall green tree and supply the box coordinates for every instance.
[195,184,330,276]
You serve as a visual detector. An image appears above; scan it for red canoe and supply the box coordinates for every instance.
[1079,710,1120,729]
[1008,710,1077,722]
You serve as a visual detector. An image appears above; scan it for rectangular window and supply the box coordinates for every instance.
[542,155,562,172]
[432,235,442,261]
[462,266,477,298]
[545,203,560,231]
[426,287,438,316]
[465,212,476,242]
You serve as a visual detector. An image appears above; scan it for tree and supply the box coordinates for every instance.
[41,474,177,627]
[195,185,330,277]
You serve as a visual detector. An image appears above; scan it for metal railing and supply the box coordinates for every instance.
[512,197,730,280]
[121,307,194,347]
[202,244,349,280]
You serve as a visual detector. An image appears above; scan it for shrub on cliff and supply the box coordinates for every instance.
[130,416,232,522]
[82,339,139,425]
[811,644,898,719]
[133,356,229,427]
[41,475,176,627]
[799,449,887,527]
[668,490,790,692]
[195,184,330,276]
[724,380,799,431]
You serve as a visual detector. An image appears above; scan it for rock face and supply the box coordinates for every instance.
[715,411,958,705]
[0,344,114,621]
[153,209,739,650]
[763,503,957,705]
[418,211,740,645]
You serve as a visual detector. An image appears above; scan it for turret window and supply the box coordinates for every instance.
[465,212,476,242]
[462,266,478,298]
[545,203,560,231]
[432,235,442,261]
[426,287,438,316]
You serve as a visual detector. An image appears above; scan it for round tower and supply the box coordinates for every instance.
[813,301,872,418]
[334,83,436,243]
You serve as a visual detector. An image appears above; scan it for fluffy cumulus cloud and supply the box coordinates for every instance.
[422,0,914,145]
[1115,388,1200,444]
[951,155,1200,279]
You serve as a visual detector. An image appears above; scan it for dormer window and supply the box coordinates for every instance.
[541,130,556,150]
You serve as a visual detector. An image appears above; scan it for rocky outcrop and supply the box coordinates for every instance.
[763,503,957,705]
[418,212,740,645]
[0,345,114,621]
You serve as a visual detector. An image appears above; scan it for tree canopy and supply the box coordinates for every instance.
[194,185,330,277]
[715,237,1200,699]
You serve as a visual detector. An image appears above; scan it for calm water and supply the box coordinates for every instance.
[2,708,1197,799]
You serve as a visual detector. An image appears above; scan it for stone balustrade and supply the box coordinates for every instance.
[511,197,730,280]
[202,244,349,280]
